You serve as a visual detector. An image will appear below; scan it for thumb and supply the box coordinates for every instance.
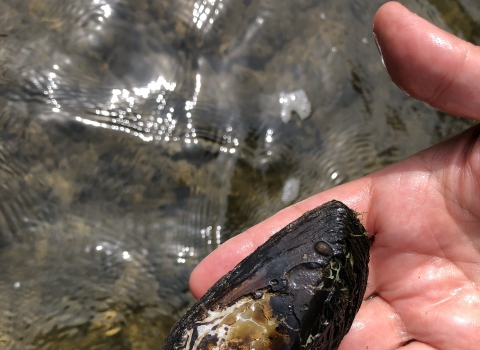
[373,1,480,120]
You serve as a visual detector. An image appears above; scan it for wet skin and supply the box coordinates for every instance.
[190,2,480,350]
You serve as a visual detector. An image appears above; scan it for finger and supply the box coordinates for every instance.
[339,295,410,350]
[189,177,373,298]
[373,2,480,120]
[189,137,434,299]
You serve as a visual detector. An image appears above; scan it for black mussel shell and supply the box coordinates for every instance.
[163,200,370,350]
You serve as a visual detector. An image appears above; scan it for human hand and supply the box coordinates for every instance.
[189,2,480,349]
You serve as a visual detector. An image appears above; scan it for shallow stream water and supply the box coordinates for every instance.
[0,0,479,348]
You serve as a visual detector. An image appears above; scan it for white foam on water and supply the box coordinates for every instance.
[279,89,312,123]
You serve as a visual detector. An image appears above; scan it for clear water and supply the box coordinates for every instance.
[0,0,478,348]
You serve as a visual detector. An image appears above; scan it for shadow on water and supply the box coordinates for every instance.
[0,0,478,348]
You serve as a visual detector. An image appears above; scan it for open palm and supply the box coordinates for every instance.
[190,2,480,349]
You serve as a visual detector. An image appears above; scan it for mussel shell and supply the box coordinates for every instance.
[163,200,370,350]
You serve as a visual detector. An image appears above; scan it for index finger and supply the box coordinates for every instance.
[189,178,373,299]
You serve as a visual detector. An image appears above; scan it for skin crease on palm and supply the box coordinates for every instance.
[189,2,480,350]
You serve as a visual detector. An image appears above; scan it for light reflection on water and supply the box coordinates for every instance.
[0,0,478,348]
